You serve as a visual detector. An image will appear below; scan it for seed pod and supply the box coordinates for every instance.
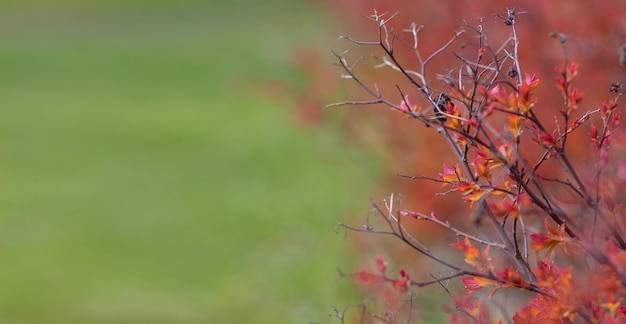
[610,82,623,93]
[434,93,451,122]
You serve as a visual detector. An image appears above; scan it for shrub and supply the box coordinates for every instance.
[329,7,626,323]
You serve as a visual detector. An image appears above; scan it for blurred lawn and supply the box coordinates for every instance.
[0,1,379,323]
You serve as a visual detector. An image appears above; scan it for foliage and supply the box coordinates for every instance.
[327,6,626,323]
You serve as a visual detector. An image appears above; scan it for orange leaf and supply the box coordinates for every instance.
[495,268,527,289]
[393,277,410,293]
[507,115,525,138]
[530,219,570,258]
[489,199,518,219]
[463,276,499,292]
[457,182,490,204]
[451,237,491,269]
[398,94,418,113]
[393,269,411,293]
[439,163,460,183]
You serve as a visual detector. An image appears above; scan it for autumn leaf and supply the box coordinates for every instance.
[530,218,571,258]
[457,182,490,204]
[530,232,559,255]
[565,87,583,111]
[375,255,387,274]
[495,143,515,167]
[600,100,618,121]
[537,130,558,147]
[565,62,579,82]
[507,115,525,138]
[439,163,461,184]
[600,299,623,318]
[452,294,488,321]
[354,271,387,285]
[495,268,527,290]
[473,153,497,182]
[518,74,539,113]
[487,84,509,108]
[398,94,418,113]
[451,237,491,270]
[445,104,463,130]
[488,199,518,219]
[393,269,411,293]
[462,276,499,292]
[590,124,599,144]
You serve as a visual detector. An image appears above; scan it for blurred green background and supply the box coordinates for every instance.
[0,0,379,322]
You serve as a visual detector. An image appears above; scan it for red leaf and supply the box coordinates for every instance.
[354,271,386,285]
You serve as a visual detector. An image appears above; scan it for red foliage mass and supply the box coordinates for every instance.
[297,0,626,321]
[305,0,626,236]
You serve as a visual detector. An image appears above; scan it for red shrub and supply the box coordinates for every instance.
[323,4,626,322]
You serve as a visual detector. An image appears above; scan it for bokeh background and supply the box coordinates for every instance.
[0,0,381,322]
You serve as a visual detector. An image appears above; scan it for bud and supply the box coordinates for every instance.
[590,124,598,144]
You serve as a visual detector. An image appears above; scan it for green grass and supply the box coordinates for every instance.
[0,1,380,323]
